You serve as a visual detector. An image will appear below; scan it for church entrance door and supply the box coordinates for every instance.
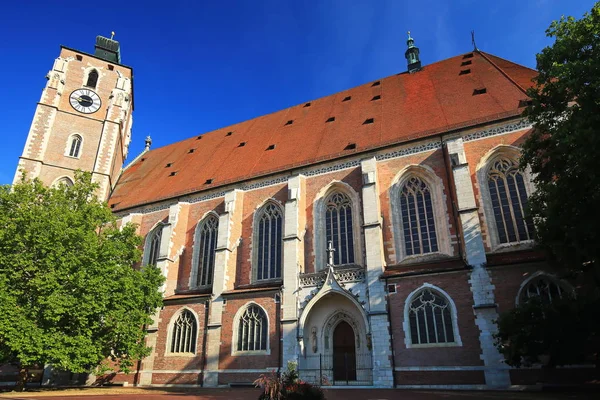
[332,321,356,382]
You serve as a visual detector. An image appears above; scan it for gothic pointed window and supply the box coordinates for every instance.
[170,309,197,353]
[145,225,163,266]
[487,158,534,244]
[255,203,283,281]
[52,177,74,188]
[400,177,438,256]
[325,191,355,265]
[193,215,219,287]
[520,275,566,304]
[68,135,82,158]
[408,288,455,345]
[86,69,99,89]
[237,304,268,351]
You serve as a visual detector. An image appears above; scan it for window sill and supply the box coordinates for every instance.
[249,278,283,286]
[397,252,454,265]
[489,240,535,254]
[64,155,81,160]
[406,342,462,349]
[164,352,198,358]
[232,349,271,356]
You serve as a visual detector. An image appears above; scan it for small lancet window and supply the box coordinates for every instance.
[86,69,99,89]
[146,225,163,266]
[68,135,82,158]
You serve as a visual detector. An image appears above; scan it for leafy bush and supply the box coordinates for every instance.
[254,362,325,400]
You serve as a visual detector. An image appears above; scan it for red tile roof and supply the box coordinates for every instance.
[109,51,537,211]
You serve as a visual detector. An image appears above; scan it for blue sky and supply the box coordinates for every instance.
[0,0,595,185]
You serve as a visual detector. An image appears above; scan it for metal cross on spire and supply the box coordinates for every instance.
[471,30,478,52]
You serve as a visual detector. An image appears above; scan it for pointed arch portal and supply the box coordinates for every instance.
[298,274,372,385]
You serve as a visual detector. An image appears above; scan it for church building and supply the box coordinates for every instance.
[13,34,594,389]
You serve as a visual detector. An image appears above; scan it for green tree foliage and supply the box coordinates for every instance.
[0,172,164,389]
[496,3,600,370]
[495,295,600,368]
[521,2,600,284]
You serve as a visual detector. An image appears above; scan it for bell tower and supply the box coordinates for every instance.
[14,34,134,200]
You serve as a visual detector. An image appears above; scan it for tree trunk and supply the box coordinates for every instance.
[14,367,28,392]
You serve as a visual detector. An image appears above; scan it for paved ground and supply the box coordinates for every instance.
[1,388,599,400]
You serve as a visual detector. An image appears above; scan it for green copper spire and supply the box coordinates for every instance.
[405,31,421,73]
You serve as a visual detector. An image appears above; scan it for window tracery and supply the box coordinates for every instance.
[170,310,197,353]
[520,275,565,304]
[487,158,534,244]
[237,304,268,352]
[408,288,455,345]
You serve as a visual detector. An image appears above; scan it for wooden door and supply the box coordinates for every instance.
[332,321,356,382]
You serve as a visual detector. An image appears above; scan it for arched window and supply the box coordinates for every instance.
[400,177,438,256]
[325,191,355,265]
[86,69,99,88]
[237,304,268,352]
[520,275,566,304]
[145,225,163,266]
[68,135,82,158]
[52,177,74,188]
[408,288,455,345]
[487,158,534,244]
[170,310,197,353]
[193,215,219,287]
[255,203,283,281]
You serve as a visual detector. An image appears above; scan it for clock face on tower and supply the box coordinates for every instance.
[69,89,101,114]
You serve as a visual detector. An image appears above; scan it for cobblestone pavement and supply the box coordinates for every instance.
[2,388,600,400]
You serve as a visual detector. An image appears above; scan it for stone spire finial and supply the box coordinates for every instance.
[405,31,422,73]
[144,135,152,151]
[326,240,336,271]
